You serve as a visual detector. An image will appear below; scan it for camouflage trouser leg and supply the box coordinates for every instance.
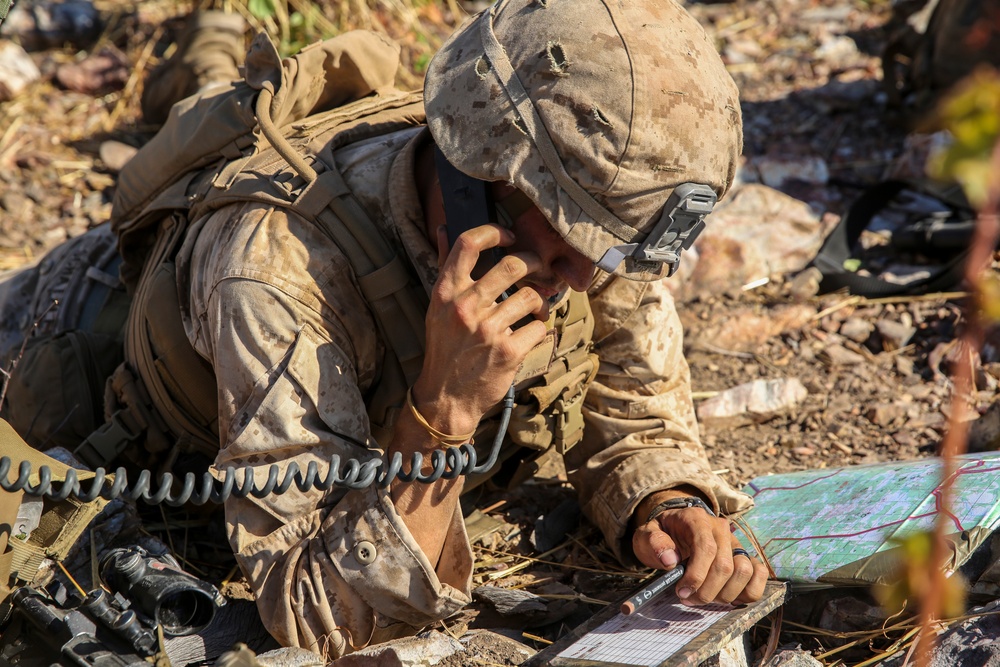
[0,223,123,375]
[140,11,246,126]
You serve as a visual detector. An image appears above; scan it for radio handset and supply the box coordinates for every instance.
[433,146,513,292]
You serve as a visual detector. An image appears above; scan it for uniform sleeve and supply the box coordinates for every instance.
[565,274,753,564]
[180,203,472,658]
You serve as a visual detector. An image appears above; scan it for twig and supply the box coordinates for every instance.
[782,617,918,638]
[915,136,1000,667]
[522,632,553,645]
[534,593,610,606]
[566,530,601,565]
[478,546,644,580]
[692,342,755,359]
[288,0,339,36]
[57,560,88,598]
[104,25,164,132]
[480,499,507,514]
[0,299,59,412]
[761,606,783,665]
[812,296,863,321]
[508,576,553,590]
[90,528,101,592]
[0,116,23,156]
[439,619,461,641]
[864,292,969,305]
[158,505,178,562]
[220,563,240,588]
[850,629,920,667]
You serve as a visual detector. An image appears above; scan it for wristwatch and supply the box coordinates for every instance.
[645,496,715,524]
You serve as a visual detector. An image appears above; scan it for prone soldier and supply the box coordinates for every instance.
[0,0,768,658]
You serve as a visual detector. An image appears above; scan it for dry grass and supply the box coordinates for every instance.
[208,0,466,88]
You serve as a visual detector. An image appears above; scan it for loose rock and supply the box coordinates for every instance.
[876,319,916,352]
[686,305,816,353]
[819,344,867,367]
[969,403,1000,453]
[817,595,888,635]
[670,184,837,302]
[0,40,41,101]
[866,403,907,427]
[755,156,830,188]
[530,498,580,552]
[473,587,548,618]
[332,631,464,666]
[839,317,873,344]
[55,47,129,95]
[881,600,1000,667]
[697,378,808,425]
[761,648,823,667]
[443,630,534,667]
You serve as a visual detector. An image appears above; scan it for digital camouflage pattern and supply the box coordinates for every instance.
[425,0,743,280]
[0,0,755,658]
[173,126,752,656]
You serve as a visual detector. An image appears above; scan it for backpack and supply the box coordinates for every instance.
[810,178,976,297]
[883,0,1000,119]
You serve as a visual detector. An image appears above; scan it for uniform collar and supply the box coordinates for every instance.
[388,126,438,297]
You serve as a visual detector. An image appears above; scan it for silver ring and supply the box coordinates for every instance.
[732,548,751,559]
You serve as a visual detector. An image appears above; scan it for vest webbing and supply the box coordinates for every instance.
[0,420,107,601]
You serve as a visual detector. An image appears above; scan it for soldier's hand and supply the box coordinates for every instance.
[410,224,549,436]
[631,494,768,606]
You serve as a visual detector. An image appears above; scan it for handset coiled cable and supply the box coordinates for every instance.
[1,385,514,506]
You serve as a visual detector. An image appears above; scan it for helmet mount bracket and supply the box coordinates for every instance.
[596,182,717,277]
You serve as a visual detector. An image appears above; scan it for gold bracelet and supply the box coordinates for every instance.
[406,388,476,446]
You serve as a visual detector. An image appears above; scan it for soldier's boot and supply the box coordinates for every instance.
[140,10,246,126]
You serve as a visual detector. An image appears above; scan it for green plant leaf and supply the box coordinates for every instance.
[247,0,276,20]
[926,67,1000,209]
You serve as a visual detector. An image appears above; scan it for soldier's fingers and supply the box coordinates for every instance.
[677,519,733,605]
[713,550,756,604]
[734,541,769,604]
[439,225,515,285]
[474,252,543,306]
[652,509,728,605]
[487,273,548,324]
[506,318,550,356]
[632,522,682,571]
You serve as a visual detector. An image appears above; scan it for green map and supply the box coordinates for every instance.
[735,453,1000,586]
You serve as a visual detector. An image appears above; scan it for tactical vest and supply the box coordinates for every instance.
[79,31,598,482]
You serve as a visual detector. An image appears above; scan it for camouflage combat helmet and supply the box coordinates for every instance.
[424,0,743,280]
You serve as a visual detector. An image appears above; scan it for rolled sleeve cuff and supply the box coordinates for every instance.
[585,448,754,564]
[323,484,473,625]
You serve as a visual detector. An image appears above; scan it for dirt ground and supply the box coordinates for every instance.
[0,0,993,665]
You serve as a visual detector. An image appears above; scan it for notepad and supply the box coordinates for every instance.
[526,581,786,667]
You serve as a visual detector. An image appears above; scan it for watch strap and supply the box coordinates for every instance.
[645,496,715,524]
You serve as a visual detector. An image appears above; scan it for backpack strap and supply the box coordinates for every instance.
[812,179,973,297]
[254,85,428,386]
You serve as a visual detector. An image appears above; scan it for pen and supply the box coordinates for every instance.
[620,564,686,615]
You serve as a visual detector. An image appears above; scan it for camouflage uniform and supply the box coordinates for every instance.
[170,124,752,652]
[0,0,755,658]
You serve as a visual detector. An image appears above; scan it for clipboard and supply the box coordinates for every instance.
[525,581,786,667]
